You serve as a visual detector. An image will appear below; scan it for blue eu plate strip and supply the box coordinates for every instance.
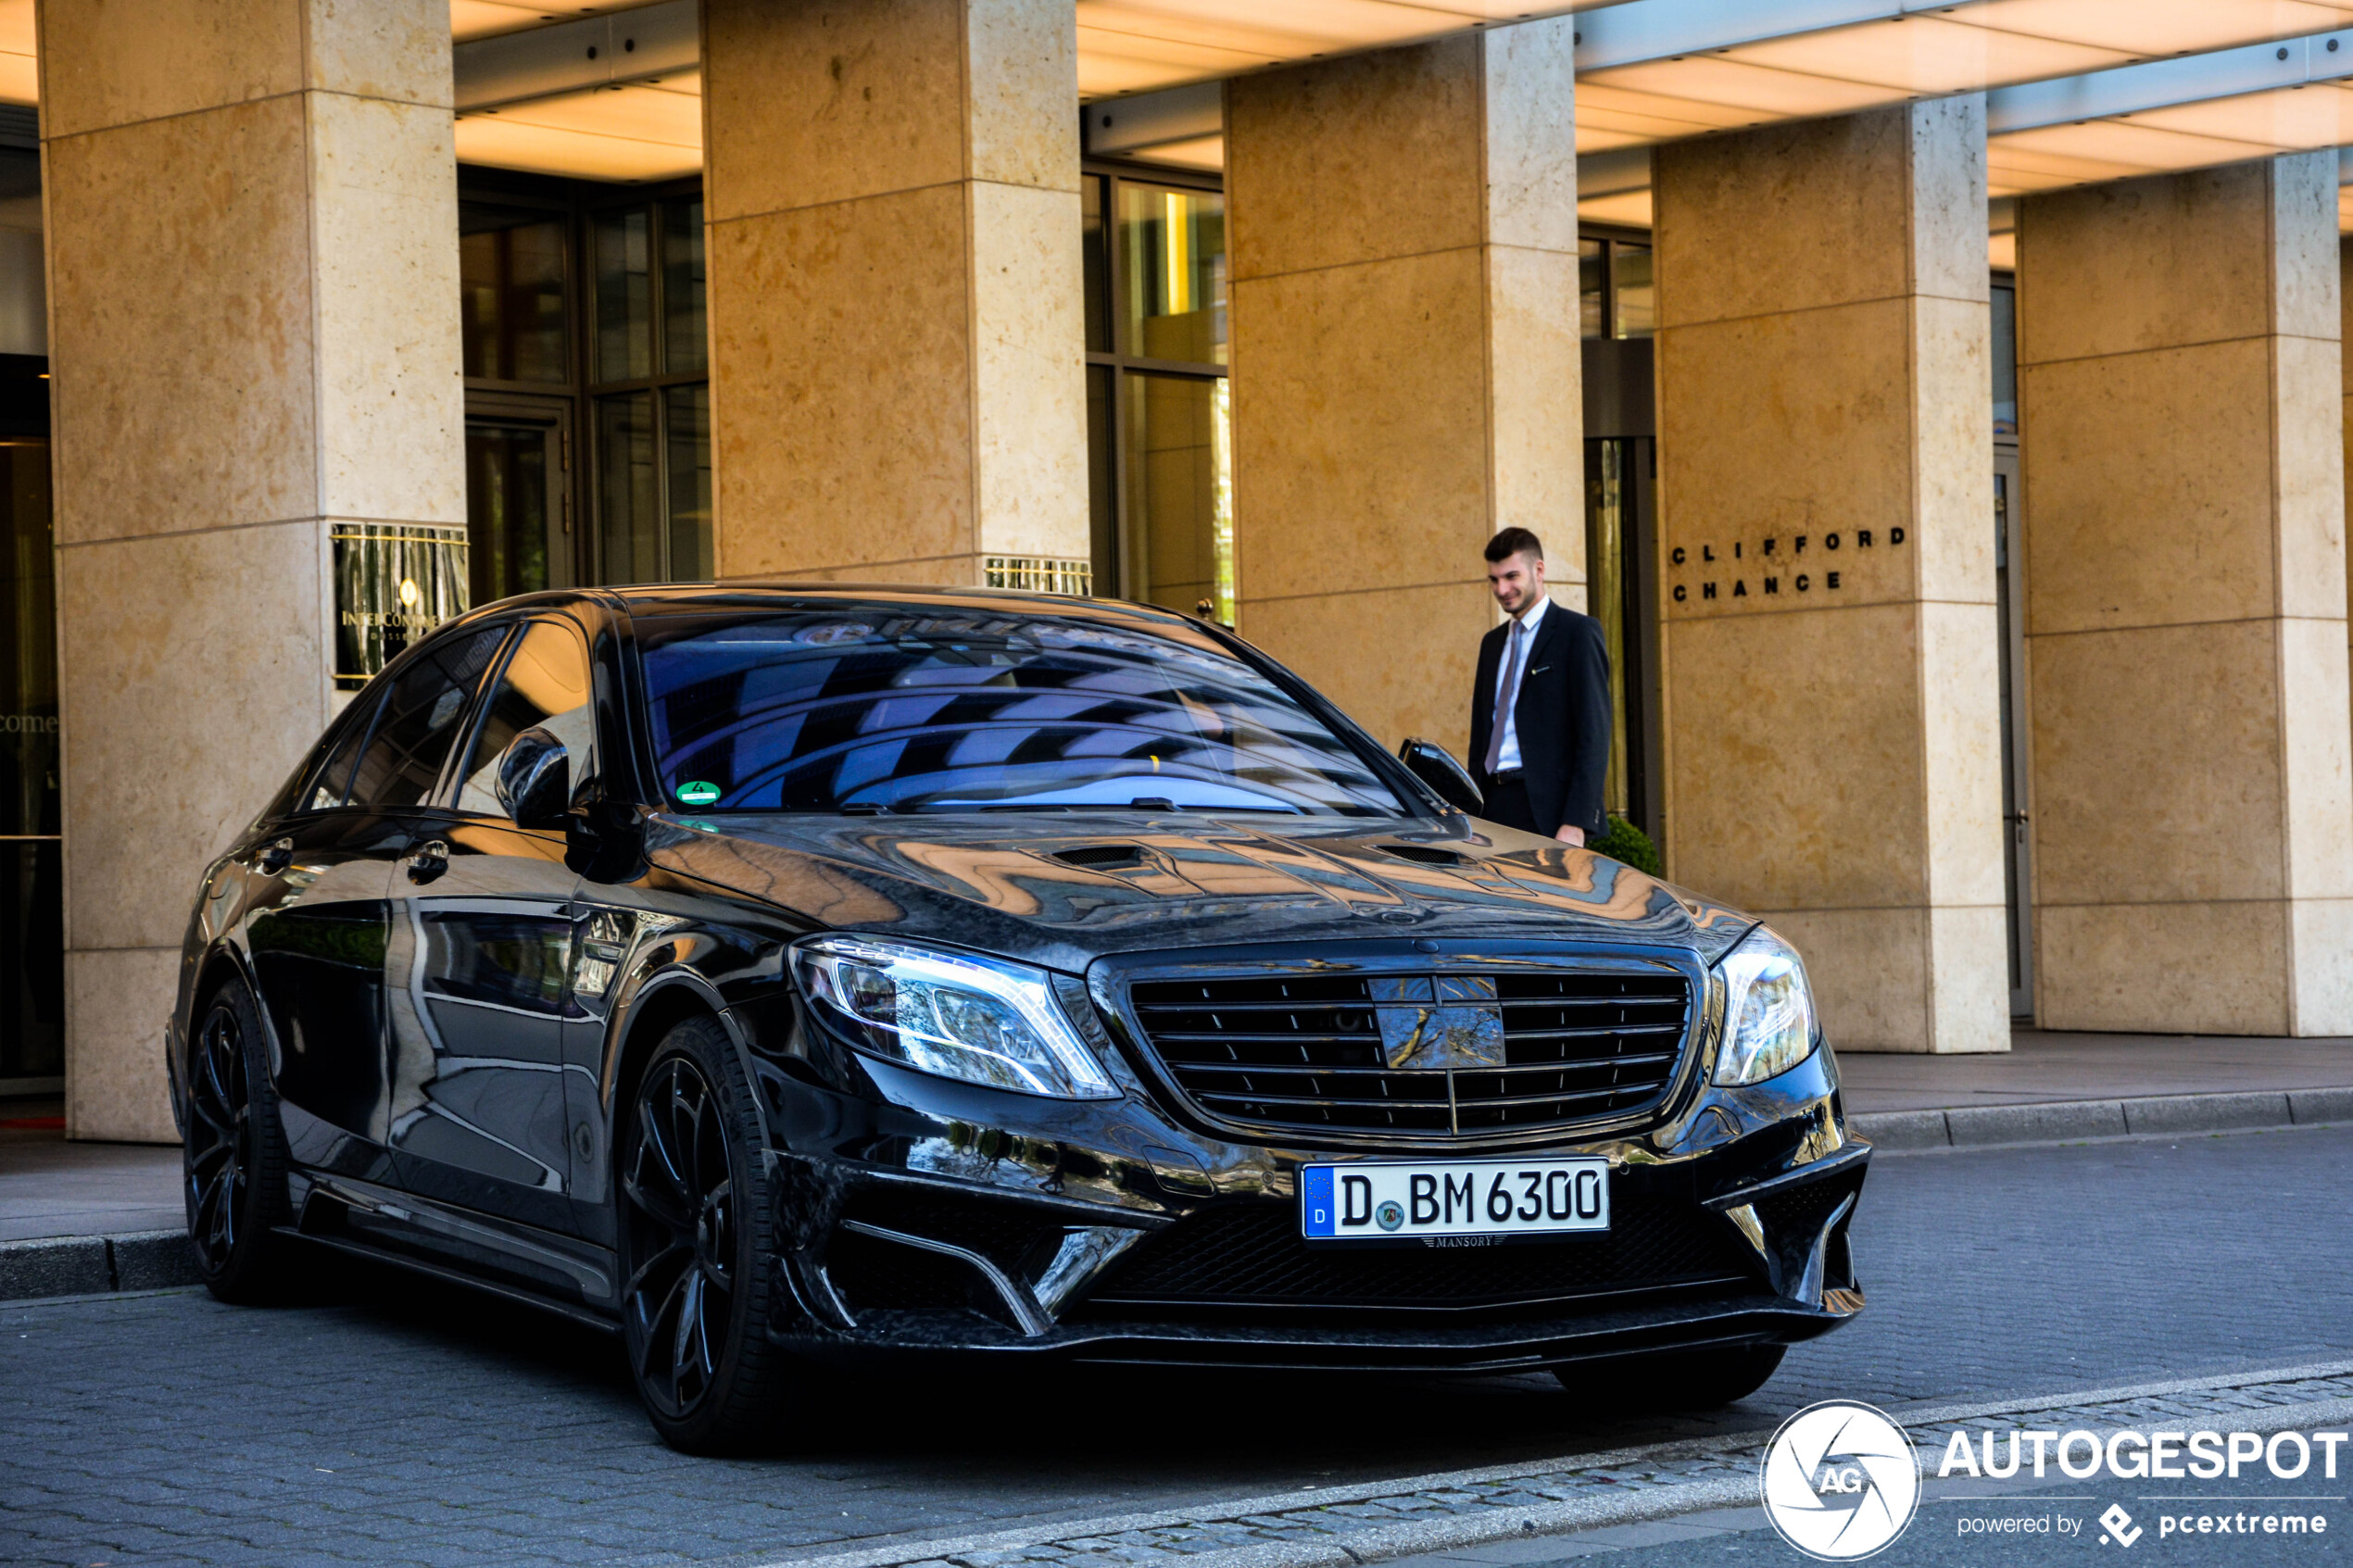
[1302,1166,1335,1237]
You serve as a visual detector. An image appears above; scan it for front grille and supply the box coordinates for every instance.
[1127,966,1692,1140]
[1086,1197,1755,1311]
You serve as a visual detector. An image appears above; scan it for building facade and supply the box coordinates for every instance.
[7,0,2353,1137]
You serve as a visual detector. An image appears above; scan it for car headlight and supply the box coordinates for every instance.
[789,935,1117,1099]
[1710,924,1818,1085]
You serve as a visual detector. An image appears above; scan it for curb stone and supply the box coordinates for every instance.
[0,1229,199,1302]
[1852,1088,2353,1152]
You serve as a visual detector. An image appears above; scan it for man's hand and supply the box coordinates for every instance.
[1554,824,1585,847]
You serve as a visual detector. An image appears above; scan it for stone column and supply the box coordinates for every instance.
[2020,156,2353,1035]
[40,0,463,1139]
[1654,100,2007,1054]
[700,0,1088,587]
[1226,19,1581,757]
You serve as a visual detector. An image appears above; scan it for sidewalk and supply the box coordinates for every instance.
[1842,1027,2353,1150]
[4,1027,2351,1298]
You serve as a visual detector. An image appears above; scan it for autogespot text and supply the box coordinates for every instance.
[1938,1427,2349,1481]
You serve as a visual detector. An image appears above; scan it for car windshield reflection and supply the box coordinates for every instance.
[637,607,1404,818]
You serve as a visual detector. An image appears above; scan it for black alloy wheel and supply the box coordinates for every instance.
[618,1016,791,1452]
[182,977,294,1302]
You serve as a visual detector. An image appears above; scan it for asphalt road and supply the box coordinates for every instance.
[5,1123,2352,1568]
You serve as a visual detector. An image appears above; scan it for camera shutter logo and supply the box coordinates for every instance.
[1759,1400,1921,1561]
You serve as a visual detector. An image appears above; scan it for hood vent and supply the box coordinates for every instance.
[1382,843,1468,866]
[1052,844,1147,871]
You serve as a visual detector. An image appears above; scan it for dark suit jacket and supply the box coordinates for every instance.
[1467,604,1613,840]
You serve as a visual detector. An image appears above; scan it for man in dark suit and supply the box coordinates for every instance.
[1466,527,1613,845]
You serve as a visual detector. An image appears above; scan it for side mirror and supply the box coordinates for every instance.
[1397,737,1484,817]
[495,726,572,830]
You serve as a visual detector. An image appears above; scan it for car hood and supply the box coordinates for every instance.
[647,812,1757,973]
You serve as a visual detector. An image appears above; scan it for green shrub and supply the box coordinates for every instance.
[1589,814,1662,876]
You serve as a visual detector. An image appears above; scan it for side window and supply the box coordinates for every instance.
[454,619,597,819]
[346,628,509,810]
[298,692,384,813]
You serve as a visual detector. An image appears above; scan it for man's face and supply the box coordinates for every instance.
[1488,550,1546,617]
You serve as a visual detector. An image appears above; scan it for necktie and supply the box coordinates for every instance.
[1485,620,1525,775]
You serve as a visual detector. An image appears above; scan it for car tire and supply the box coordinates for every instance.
[182,975,298,1304]
[617,1014,793,1454]
[1556,1344,1786,1410]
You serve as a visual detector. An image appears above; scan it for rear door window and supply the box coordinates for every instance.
[346,628,510,810]
[296,692,384,813]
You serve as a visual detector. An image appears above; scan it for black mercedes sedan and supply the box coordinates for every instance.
[168,585,1866,1453]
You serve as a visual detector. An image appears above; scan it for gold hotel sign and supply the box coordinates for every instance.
[333,523,470,690]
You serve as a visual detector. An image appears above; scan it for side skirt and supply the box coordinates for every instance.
[276,1227,621,1337]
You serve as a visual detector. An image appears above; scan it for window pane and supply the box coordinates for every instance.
[1612,242,1654,339]
[454,619,596,817]
[597,393,658,584]
[459,207,568,383]
[1118,183,1225,366]
[664,383,712,580]
[465,420,552,604]
[1579,239,1604,340]
[1122,372,1232,623]
[593,207,652,383]
[1992,282,2018,436]
[660,197,707,376]
[304,695,380,812]
[1082,174,1110,355]
[636,609,1404,817]
[347,628,508,809]
[0,439,55,839]
[1583,438,1634,822]
[1086,364,1115,592]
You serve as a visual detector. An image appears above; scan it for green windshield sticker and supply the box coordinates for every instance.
[676,780,723,807]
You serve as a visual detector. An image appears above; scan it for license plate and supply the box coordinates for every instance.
[1300,1157,1610,1245]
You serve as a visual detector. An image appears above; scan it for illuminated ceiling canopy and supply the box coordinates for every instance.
[0,0,2349,228]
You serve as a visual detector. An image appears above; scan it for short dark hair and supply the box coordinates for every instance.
[1484,527,1543,564]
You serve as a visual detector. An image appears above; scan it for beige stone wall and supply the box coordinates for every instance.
[40,0,463,1139]
[1655,99,2007,1053]
[1225,19,1580,759]
[2020,155,2353,1035]
[700,0,1088,586]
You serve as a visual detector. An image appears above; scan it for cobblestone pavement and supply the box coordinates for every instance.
[5,1124,2351,1568]
[782,1364,2353,1568]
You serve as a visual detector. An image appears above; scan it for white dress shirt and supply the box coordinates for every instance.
[1491,595,1549,773]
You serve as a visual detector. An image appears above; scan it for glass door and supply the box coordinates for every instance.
[1583,434,1660,838]
[465,395,575,605]
[0,431,58,1091]
[1994,445,2033,1018]
[1082,168,1230,621]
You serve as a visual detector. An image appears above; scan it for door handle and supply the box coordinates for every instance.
[254,837,294,874]
[405,839,450,884]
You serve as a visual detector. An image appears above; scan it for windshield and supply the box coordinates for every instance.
[635,606,1407,817]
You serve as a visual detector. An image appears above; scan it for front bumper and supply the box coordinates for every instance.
[743,988,1869,1370]
[809,1286,1861,1373]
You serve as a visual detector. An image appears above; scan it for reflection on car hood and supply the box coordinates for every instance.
[647,812,1756,973]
